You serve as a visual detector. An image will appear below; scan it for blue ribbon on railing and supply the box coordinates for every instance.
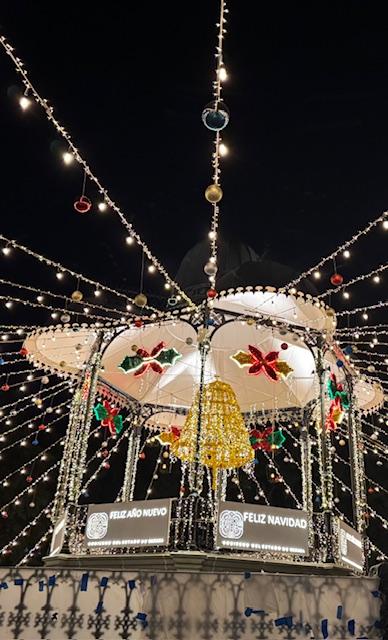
[136,612,148,628]
[336,605,343,619]
[275,616,293,628]
[80,573,89,592]
[321,618,329,639]
[244,607,265,617]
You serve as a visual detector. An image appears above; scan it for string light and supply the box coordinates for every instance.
[19,95,31,110]
[0,35,196,309]
[62,151,74,165]
[343,250,350,258]
[285,211,388,290]
[219,142,229,156]
[97,201,107,212]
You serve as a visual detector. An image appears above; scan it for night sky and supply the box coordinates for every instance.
[0,2,387,563]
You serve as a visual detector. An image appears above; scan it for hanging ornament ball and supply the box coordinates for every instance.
[60,313,71,323]
[74,195,92,214]
[38,424,46,431]
[185,337,193,346]
[205,184,223,203]
[101,441,108,448]
[134,293,147,308]
[1,384,10,392]
[280,343,288,350]
[59,361,66,368]
[162,450,169,459]
[207,288,217,299]
[202,100,230,131]
[41,376,50,385]
[19,347,28,356]
[46,406,53,413]
[75,343,82,351]
[71,290,83,302]
[371,433,378,441]
[330,273,344,286]
[26,475,33,483]
[246,317,255,326]
[29,502,35,508]
[134,319,143,328]
[32,439,39,446]
[204,261,218,277]
[367,365,376,373]
[139,452,146,460]
[1,511,8,519]
[339,439,346,446]
[336,359,344,368]
[102,462,110,469]
[368,487,374,494]
[334,497,340,504]
[343,345,353,355]
[131,344,138,352]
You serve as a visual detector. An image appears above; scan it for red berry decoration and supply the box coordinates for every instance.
[74,195,92,213]
[207,288,217,299]
[280,343,288,350]
[38,424,46,431]
[134,319,143,328]
[19,347,28,356]
[330,273,344,286]
[1,384,10,392]
[26,475,33,483]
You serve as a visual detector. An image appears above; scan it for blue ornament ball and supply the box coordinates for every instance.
[343,345,353,355]
[336,359,344,368]
[0,358,5,365]
[32,439,39,446]
[202,101,230,131]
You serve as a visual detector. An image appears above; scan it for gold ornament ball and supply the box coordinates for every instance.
[339,438,346,446]
[59,360,66,368]
[131,344,138,352]
[205,184,223,203]
[162,450,169,459]
[246,317,255,326]
[134,293,147,308]
[71,290,83,302]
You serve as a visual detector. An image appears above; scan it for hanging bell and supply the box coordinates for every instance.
[74,195,92,213]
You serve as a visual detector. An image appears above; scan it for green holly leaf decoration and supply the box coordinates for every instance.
[268,428,286,449]
[155,347,182,367]
[113,414,124,434]
[93,403,108,421]
[119,354,144,373]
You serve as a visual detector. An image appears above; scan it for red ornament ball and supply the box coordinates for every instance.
[139,452,146,460]
[38,424,46,431]
[368,487,374,494]
[207,288,217,299]
[1,511,8,519]
[74,195,92,213]
[26,475,33,483]
[1,384,10,392]
[280,343,288,350]
[19,347,28,356]
[330,273,344,286]
[134,319,143,328]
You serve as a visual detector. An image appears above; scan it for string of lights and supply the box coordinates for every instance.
[0,39,195,309]
[336,300,388,317]
[17,528,52,566]
[0,405,69,443]
[0,413,68,456]
[0,278,130,318]
[317,262,388,299]
[203,0,229,289]
[1,431,66,485]
[0,379,70,418]
[0,501,53,556]
[0,293,123,322]
[285,211,388,290]
[0,459,60,513]
[261,449,302,508]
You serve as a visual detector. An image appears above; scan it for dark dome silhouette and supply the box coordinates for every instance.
[175,238,318,298]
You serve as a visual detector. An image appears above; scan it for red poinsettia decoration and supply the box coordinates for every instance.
[231,346,292,381]
[249,426,274,451]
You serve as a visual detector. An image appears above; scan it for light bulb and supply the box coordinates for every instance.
[362,313,368,320]
[218,66,228,81]
[313,271,321,279]
[164,283,171,290]
[62,151,74,165]
[126,304,132,311]
[83,307,89,314]
[219,143,229,156]
[94,289,101,297]
[343,291,350,299]
[373,275,381,283]
[343,250,350,258]
[51,312,58,319]
[125,236,134,245]
[56,272,64,280]
[2,247,11,256]
[382,220,388,230]
[5,301,13,309]
[37,295,44,303]
[98,202,107,212]
[148,265,156,274]
[19,95,31,111]
[208,231,217,240]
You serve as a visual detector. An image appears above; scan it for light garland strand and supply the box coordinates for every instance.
[318,262,388,299]
[0,501,53,556]
[0,39,195,309]
[0,400,69,439]
[0,293,122,322]
[336,300,388,317]
[285,211,388,290]
[0,379,70,420]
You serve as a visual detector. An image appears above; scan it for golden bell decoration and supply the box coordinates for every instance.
[134,293,147,308]
[205,184,223,203]
[71,290,83,302]
[171,380,254,487]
